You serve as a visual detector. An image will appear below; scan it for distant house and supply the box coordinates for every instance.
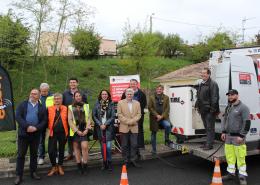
[153,61,209,92]
[39,32,117,56]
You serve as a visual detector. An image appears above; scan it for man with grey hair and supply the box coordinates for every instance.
[118,88,141,168]
[47,93,68,176]
[38,83,54,165]
[14,89,47,185]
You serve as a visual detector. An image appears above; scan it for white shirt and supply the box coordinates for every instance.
[127,101,133,113]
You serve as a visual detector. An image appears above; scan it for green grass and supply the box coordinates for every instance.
[8,57,192,107]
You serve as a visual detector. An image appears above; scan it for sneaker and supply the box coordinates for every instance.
[222,173,236,181]
[37,158,44,165]
[239,175,247,185]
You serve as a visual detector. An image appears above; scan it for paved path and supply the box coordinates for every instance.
[1,154,260,185]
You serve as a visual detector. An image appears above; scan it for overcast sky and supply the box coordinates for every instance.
[1,0,260,44]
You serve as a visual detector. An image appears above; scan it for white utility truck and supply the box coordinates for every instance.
[167,46,260,161]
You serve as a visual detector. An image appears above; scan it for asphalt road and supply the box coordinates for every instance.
[1,154,260,185]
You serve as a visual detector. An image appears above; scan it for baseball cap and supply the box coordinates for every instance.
[226,89,238,95]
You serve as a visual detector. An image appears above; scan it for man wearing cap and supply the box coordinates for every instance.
[221,89,250,185]
[195,67,220,150]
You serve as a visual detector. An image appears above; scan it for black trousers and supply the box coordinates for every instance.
[16,134,40,177]
[201,112,216,146]
[48,132,67,166]
[121,132,138,163]
[137,114,145,149]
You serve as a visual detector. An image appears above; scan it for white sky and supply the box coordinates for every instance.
[1,0,260,44]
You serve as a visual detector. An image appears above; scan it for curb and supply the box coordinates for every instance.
[0,145,177,179]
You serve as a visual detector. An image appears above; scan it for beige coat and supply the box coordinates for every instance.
[117,99,141,133]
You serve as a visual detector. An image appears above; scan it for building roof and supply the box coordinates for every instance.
[153,61,208,82]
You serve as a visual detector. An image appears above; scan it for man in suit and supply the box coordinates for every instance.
[118,88,141,168]
[14,89,47,185]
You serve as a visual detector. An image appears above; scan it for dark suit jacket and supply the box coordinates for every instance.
[16,100,47,137]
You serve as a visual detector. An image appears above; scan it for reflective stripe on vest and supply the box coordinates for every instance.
[69,104,89,136]
[46,96,54,108]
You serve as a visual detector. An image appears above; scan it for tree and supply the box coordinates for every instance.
[160,34,184,58]
[0,13,30,67]
[13,0,52,64]
[189,32,235,63]
[207,32,235,51]
[71,27,100,58]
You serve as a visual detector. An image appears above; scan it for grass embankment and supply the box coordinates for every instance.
[0,57,193,157]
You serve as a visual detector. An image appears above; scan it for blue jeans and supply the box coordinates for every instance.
[38,128,46,159]
[100,141,112,162]
[151,120,171,152]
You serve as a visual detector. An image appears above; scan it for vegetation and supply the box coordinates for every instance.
[71,27,100,58]
[8,57,192,106]
[0,13,31,68]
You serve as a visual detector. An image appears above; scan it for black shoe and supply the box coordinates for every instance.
[222,173,236,181]
[202,145,213,151]
[31,172,41,180]
[101,161,107,170]
[77,163,83,175]
[14,176,22,185]
[107,161,112,171]
[239,175,247,185]
[82,163,88,174]
[131,161,142,168]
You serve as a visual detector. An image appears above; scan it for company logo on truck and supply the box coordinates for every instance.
[170,95,185,105]
[239,73,251,85]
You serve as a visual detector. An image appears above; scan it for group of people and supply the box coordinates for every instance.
[13,68,251,185]
[14,78,173,185]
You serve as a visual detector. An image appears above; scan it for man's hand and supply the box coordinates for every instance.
[100,124,106,130]
[27,126,37,133]
[236,136,244,144]
[156,115,163,122]
[221,133,226,141]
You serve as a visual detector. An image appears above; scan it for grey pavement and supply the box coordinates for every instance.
[1,154,260,185]
[0,144,176,178]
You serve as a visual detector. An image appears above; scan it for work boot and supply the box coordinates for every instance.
[77,163,83,175]
[107,161,112,171]
[222,173,236,181]
[14,176,22,185]
[47,166,58,176]
[31,172,41,180]
[239,175,247,185]
[101,161,107,170]
[82,163,88,174]
[57,165,64,176]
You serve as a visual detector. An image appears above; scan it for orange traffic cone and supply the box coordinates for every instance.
[120,165,129,185]
[210,159,223,185]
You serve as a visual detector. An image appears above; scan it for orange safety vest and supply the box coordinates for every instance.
[48,105,68,137]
